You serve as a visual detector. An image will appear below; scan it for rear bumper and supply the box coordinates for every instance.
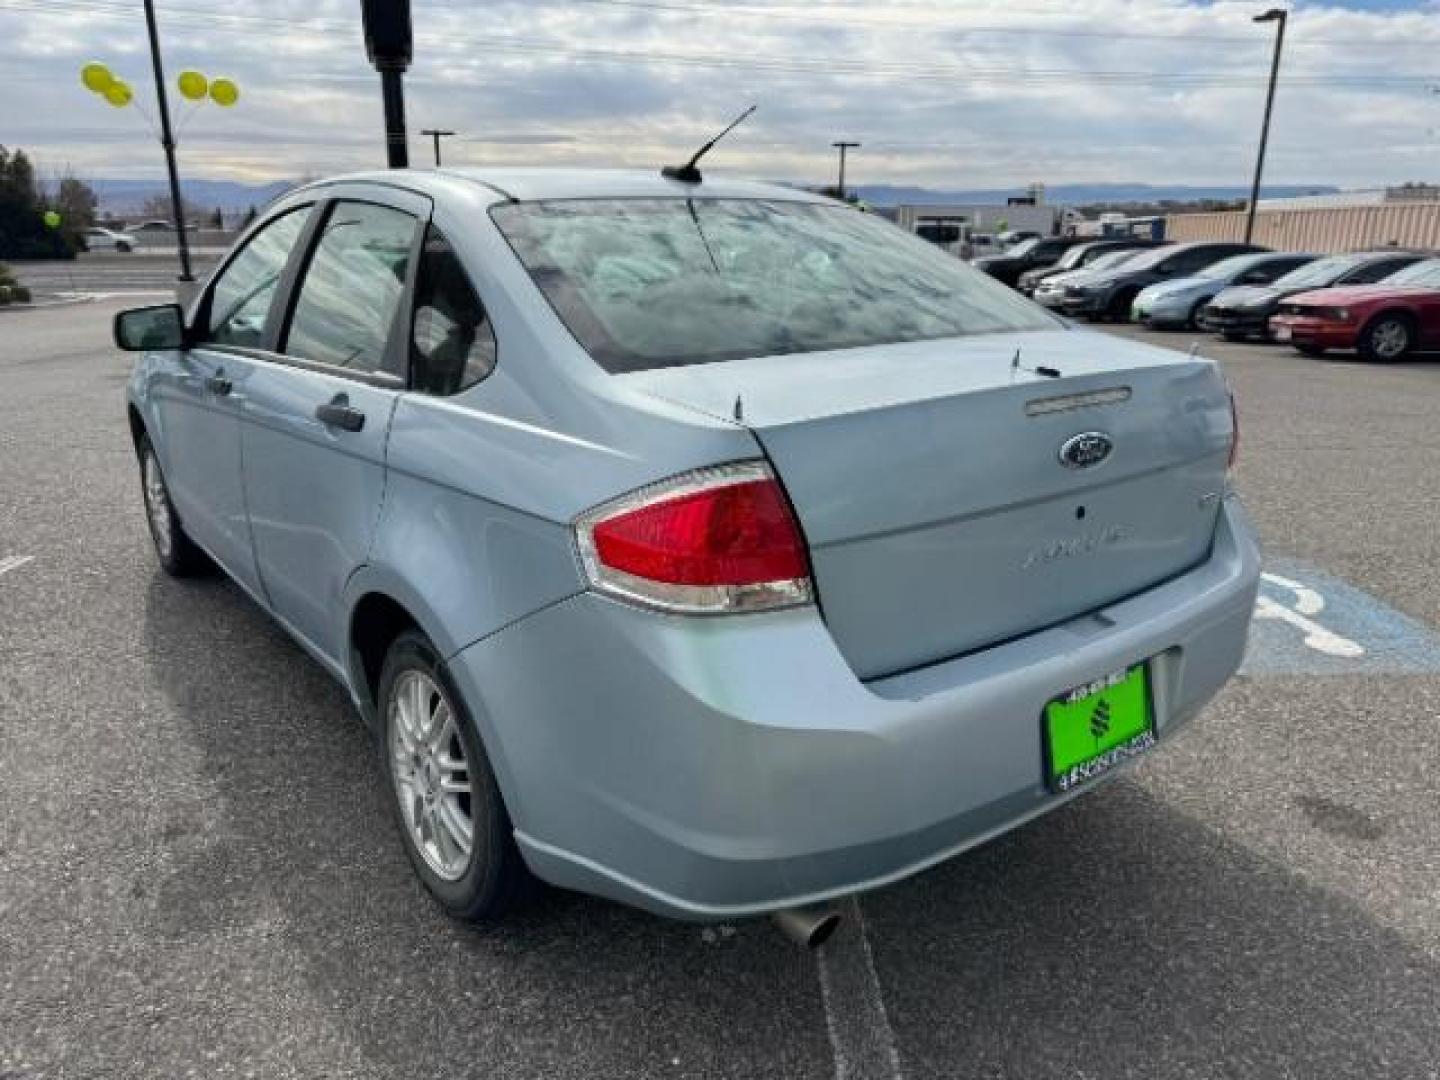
[450,498,1261,920]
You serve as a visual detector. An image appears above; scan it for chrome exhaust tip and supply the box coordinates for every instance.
[771,905,843,950]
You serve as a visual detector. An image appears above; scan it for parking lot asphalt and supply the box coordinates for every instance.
[9,252,220,298]
[2,301,1437,1079]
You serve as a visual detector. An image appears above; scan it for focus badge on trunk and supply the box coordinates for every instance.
[1059,431,1114,470]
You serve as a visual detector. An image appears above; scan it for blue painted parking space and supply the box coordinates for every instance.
[1242,558,1440,675]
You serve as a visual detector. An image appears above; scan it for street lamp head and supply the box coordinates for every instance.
[1254,8,1286,23]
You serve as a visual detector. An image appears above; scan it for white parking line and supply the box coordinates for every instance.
[0,555,35,578]
[816,897,906,1080]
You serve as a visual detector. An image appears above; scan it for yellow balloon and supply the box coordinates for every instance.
[208,77,239,107]
[177,69,208,101]
[81,61,113,94]
[103,80,132,108]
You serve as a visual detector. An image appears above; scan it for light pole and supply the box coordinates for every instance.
[1244,7,1287,244]
[421,128,455,166]
[832,140,860,201]
[141,0,193,281]
[361,0,413,168]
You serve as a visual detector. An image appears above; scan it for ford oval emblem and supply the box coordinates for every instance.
[1059,431,1113,469]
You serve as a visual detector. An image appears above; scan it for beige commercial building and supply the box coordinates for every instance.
[1165,201,1440,253]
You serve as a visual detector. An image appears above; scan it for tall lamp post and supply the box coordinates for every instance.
[1244,7,1287,244]
[141,0,193,281]
[832,140,860,201]
[421,128,455,166]
[361,0,413,168]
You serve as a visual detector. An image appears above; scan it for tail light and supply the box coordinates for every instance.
[574,462,814,614]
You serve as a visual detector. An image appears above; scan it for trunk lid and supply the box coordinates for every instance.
[626,330,1234,680]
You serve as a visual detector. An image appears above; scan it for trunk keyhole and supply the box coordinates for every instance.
[1075,506,1087,520]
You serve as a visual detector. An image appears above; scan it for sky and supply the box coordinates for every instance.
[2,0,1439,193]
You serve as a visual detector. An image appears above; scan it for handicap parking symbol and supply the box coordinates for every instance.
[1243,559,1440,675]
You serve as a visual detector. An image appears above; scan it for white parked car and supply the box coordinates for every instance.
[83,226,137,252]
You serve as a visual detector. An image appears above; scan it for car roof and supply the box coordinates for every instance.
[295,167,835,207]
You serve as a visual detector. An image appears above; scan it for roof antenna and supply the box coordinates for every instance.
[662,105,757,185]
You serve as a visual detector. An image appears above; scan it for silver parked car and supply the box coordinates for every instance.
[115,169,1259,936]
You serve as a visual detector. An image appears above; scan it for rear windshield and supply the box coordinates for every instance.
[491,198,1059,372]
[1383,258,1440,286]
[1272,255,1356,288]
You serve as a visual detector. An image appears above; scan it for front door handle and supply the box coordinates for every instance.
[205,374,232,396]
[315,393,365,432]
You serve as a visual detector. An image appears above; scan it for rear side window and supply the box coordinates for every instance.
[409,227,497,395]
[283,201,417,374]
[492,198,1058,373]
[207,207,311,347]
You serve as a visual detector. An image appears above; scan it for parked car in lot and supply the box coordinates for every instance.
[1268,257,1440,360]
[1199,250,1428,341]
[971,235,1087,287]
[114,168,1258,932]
[1060,241,1265,322]
[1031,248,1150,310]
[1016,238,1164,296]
[1131,251,1316,330]
[81,226,137,253]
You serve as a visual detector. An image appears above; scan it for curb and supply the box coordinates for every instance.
[0,293,96,313]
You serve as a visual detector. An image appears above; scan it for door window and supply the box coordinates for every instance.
[410,227,497,395]
[283,201,417,374]
[206,207,312,348]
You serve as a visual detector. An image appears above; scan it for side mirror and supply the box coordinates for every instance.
[114,303,187,351]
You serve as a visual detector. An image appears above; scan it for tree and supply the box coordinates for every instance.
[242,205,258,226]
[139,192,206,226]
[54,172,99,247]
[209,206,224,229]
[0,145,71,260]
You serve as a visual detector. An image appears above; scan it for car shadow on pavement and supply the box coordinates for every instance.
[141,573,833,1080]
[861,777,1438,1078]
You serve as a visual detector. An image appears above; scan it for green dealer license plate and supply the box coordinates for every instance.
[1044,664,1155,792]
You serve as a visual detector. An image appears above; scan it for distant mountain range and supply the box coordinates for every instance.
[92,177,295,212]
[90,175,1344,212]
[849,182,1343,207]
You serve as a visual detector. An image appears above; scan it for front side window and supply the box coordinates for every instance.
[206,206,312,347]
[283,201,417,374]
[410,227,497,395]
[492,198,1058,373]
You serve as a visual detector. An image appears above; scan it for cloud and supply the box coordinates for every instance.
[3,0,1437,191]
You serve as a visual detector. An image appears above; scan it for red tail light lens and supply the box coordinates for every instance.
[575,462,814,614]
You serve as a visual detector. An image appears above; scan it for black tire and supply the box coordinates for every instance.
[137,434,210,576]
[1187,300,1208,330]
[1296,344,1327,357]
[1221,330,1247,342]
[1356,313,1414,362]
[378,629,533,920]
[117,241,132,253]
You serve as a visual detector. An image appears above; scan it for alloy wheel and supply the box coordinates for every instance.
[389,669,474,881]
[1370,319,1409,360]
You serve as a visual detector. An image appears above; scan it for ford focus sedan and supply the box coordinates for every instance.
[115,169,1259,932]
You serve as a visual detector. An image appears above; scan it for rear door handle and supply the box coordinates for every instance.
[315,394,365,432]
[205,374,232,396]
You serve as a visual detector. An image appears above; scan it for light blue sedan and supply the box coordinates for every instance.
[113,169,1259,942]
[1132,251,1316,329]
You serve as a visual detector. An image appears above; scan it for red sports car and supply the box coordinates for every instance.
[1268,258,1440,360]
